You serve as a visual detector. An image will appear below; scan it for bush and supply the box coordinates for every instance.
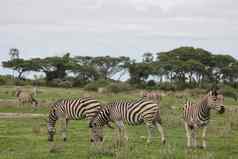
[106,82,133,93]
[48,79,73,88]
[84,80,111,91]
[15,79,33,86]
[223,85,238,101]
[147,80,157,87]
[159,82,176,91]
[33,79,47,86]
[0,75,16,85]
[48,79,61,87]
[0,76,7,85]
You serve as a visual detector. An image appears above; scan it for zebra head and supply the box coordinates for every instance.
[47,108,57,142]
[15,87,22,97]
[89,107,114,144]
[207,90,225,114]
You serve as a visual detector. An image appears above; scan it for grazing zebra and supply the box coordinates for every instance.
[47,97,103,142]
[89,98,166,144]
[16,88,38,109]
[183,90,225,148]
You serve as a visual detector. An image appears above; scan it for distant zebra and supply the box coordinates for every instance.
[183,90,225,148]
[142,91,161,102]
[89,98,166,144]
[16,88,38,109]
[47,97,102,142]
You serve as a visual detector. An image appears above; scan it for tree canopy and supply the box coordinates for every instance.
[2,47,238,89]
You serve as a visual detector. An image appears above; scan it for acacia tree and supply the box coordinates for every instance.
[128,62,153,86]
[2,59,39,79]
[92,56,127,80]
[31,53,78,81]
[75,55,131,81]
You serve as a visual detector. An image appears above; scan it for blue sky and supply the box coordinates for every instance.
[0,0,238,76]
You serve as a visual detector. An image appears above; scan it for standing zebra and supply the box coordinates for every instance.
[47,97,103,142]
[183,90,225,148]
[16,88,38,109]
[89,98,166,144]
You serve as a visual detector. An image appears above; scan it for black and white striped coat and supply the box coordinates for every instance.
[90,98,165,144]
[183,90,225,148]
[47,97,101,142]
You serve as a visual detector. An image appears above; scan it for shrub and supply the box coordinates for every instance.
[58,80,73,88]
[147,80,156,87]
[84,80,111,91]
[15,79,33,86]
[48,79,74,88]
[106,82,133,93]
[159,82,176,91]
[223,85,238,101]
[0,75,16,85]
[48,79,62,87]
[0,76,7,85]
[33,79,47,86]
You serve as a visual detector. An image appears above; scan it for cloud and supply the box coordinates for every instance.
[0,0,237,62]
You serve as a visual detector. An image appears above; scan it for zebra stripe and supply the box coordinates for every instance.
[183,91,225,148]
[90,98,165,144]
[47,97,101,142]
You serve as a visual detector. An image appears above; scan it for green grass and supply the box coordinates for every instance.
[0,86,238,159]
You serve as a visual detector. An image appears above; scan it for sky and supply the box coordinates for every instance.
[0,0,238,76]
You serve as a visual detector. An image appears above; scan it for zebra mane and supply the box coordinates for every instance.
[195,94,209,108]
[49,99,64,109]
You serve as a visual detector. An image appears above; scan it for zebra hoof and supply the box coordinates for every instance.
[63,138,67,142]
[198,145,205,149]
[162,139,166,144]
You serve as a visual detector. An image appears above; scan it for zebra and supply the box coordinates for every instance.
[47,97,103,142]
[89,98,166,144]
[183,90,225,148]
[16,87,38,109]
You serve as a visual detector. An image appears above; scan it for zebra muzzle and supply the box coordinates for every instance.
[218,106,225,114]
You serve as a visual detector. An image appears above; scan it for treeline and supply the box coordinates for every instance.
[1,47,238,90]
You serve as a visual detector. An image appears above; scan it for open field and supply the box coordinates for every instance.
[0,85,238,159]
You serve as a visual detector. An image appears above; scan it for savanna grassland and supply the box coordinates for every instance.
[0,85,238,159]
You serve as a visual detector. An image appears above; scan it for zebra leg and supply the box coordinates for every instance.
[202,126,207,149]
[145,123,153,143]
[32,99,38,111]
[115,120,128,141]
[191,129,197,148]
[184,122,191,148]
[155,122,166,144]
[60,117,68,142]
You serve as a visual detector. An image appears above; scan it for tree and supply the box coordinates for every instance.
[92,56,130,80]
[128,62,152,85]
[32,53,78,81]
[2,58,39,79]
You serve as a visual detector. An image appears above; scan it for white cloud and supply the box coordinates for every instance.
[0,0,237,62]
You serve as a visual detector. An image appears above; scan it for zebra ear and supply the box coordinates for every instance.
[212,90,218,97]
